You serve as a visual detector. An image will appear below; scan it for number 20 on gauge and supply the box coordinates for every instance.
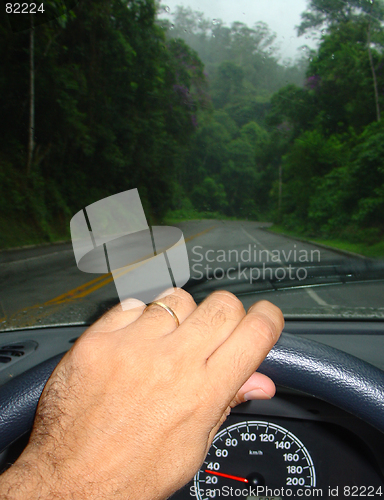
[194,420,316,500]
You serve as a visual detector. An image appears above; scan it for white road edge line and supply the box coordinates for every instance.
[0,249,73,267]
[306,288,329,306]
[241,226,329,307]
[240,226,283,264]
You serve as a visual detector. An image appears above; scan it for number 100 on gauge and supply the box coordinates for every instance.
[193,420,316,500]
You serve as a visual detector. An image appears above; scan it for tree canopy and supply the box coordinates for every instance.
[2,0,384,248]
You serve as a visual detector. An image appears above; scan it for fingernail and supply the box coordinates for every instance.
[121,298,146,311]
[244,389,272,401]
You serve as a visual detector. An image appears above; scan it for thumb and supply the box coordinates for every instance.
[207,372,276,445]
[231,372,276,407]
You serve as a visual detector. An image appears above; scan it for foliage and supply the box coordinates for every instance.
[261,1,384,243]
[269,225,384,258]
[3,0,384,248]
[191,177,228,212]
[165,6,308,94]
[298,0,384,36]
[0,0,209,246]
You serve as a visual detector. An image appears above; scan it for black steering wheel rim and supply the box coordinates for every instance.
[0,333,384,453]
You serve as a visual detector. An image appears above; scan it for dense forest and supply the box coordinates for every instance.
[1,0,384,248]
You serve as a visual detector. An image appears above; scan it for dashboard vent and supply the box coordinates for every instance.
[0,341,38,370]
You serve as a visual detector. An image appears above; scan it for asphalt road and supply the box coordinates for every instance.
[0,220,383,331]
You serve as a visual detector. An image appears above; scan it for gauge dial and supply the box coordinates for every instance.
[194,421,316,500]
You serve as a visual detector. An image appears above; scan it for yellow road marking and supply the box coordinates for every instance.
[3,224,217,326]
[185,225,215,243]
[45,273,111,305]
[49,224,216,305]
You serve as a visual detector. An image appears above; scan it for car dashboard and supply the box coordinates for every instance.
[0,321,383,498]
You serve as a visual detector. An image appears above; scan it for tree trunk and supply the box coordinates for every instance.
[367,22,381,123]
[27,14,35,176]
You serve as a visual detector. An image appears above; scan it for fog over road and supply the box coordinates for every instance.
[1,220,382,331]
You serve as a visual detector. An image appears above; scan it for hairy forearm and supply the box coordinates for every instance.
[0,447,83,500]
[0,447,148,500]
[0,293,283,500]
[0,457,51,500]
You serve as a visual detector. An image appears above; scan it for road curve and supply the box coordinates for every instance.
[0,220,381,330]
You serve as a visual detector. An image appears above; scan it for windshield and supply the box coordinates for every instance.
[1,0,384,331]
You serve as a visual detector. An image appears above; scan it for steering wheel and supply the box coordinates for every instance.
[0,333,384,453]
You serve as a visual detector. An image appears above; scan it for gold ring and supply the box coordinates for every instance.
[145,301,180,327]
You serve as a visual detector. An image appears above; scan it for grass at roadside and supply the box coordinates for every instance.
[0,215,70,250]
[0,208,234,250]
[269,225,384,258]
[163,208,238,225]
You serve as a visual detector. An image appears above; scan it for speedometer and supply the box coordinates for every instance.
[193,421,316,499]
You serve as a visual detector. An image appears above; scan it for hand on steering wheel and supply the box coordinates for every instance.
[0,290,283,500]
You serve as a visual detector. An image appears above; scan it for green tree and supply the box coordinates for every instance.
[211,61,244,108]
[298,0,384,122]
[306,21,383,132]
[348,122,384,228]
[191,177,228,212]
[306,122,384,237]
[281,130,347,229]
[222,139,259,216]
[0,0,209,245]
[298,0,384,35]
[240,121,269,156]
[183,118,231,190]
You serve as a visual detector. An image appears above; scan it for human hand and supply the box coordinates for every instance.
[0,289,284,500]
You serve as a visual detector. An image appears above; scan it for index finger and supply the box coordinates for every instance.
[206,300,284,398]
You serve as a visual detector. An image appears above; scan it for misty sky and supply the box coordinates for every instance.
[159,0,317,61]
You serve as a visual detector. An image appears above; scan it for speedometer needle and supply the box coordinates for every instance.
[205,470,249,483]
